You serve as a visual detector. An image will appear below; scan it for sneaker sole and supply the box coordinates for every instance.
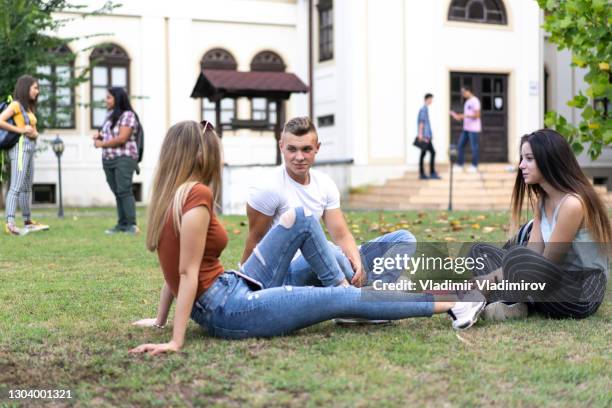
[25,226,49,232]
[452,301,486,331]
[483,302,528,322]
[334,318,391,325]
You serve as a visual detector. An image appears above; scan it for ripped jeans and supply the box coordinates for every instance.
[190,207,434,339]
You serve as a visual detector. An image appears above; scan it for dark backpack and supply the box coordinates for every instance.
[133,112,144,163]
[0,100,29,150]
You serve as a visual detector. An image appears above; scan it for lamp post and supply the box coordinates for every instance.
[51,135,65,219]
[448,143,458,211]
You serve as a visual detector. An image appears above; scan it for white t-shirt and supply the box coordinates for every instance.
[247,166,341,227]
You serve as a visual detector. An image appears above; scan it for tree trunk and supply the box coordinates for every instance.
[0,182,4,209]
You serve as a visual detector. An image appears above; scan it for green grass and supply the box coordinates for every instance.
[0,208,610,407]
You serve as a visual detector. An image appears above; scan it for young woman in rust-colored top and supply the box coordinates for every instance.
[130,121,486,356]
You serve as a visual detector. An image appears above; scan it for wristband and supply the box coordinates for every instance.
[153,323,166,329]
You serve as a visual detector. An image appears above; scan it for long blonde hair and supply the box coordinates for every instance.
[146,121,222,251]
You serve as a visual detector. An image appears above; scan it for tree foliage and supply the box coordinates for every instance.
[0,0,117,203]
[0,0,117,130]
[538,0,612,160]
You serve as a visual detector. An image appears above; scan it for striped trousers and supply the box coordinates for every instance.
[5,138,35,225]
[469,242,607,319]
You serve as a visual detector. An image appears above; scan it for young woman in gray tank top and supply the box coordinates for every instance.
[469,129,610,320]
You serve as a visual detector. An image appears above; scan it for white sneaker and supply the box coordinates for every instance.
[448,292,486,330]
[482,302,528,322]
[452,164,463,173]
[334,318,391,325]
[24,220,49,232]
[467,165,478,173]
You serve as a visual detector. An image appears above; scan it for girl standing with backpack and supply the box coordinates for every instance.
[93,87,140,235]
[0,75,49,236]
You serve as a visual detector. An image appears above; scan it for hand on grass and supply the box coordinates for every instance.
[129,340,180,356]
[132,318,164,328]
[349,258,365,287]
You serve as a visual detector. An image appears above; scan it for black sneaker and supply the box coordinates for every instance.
[123,225,140,235]
[105,225,123,235]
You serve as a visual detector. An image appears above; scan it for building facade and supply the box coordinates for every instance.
[311,0,543,187]
[26,0,605,212]
[31,0,309,208]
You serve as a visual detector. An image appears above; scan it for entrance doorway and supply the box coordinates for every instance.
[450,72,508,162]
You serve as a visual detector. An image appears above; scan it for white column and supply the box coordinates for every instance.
[138,15,167,202]
[167,17,197,124]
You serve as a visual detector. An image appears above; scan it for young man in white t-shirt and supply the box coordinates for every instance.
[241,117,416,293]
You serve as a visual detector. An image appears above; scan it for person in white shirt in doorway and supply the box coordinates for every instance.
[241,116,417,324]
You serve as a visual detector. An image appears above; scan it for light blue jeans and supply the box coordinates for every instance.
[285,229,417,286]
[191,207,434,339]
[456,130,480,166]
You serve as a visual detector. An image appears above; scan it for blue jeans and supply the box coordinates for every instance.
[284,230,417,286]
[190,208,434,339]
[456,131,480,166]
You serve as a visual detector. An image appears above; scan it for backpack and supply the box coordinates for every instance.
[0,100,29,150]
[133,112,144,163]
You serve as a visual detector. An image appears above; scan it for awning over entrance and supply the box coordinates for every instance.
[190,69,309,100]
[190,69,309,165]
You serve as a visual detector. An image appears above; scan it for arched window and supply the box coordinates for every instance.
[448,0,507,25]
[250,51,286,72]
[90,43,130,128]
[200,48,237,126]
[37,44,76,129]
[200,48,238,71]
[249,51,285,122]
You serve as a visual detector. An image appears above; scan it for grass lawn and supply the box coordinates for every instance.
[0,208,610,407]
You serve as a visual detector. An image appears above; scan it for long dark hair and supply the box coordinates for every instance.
[510,129,611,244]
[107,87,135,128]
[13,75,38,112]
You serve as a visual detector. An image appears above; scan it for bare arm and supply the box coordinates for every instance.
[132,282,174,328]
[323,208,364,286]
[0,105,35,137]
[526,216,545,255]
[464,109,480,119]
[155,283,174,326]
[95,126,133,148]
[418,122,424,138]
[240,204,273,264]
[543,196,584,264]
[130,206,210,355]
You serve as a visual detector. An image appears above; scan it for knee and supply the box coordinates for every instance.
[115,187,134,198]
[390,229,417,244]
[279,208,297,228]
[469,242,487,256]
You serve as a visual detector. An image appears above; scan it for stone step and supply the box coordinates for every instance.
[347,162,612,211]
[385,174,516,187]
[403,163,516,174]
[349,194,512,206]
[348,200,512,211]
[351,187,512,200]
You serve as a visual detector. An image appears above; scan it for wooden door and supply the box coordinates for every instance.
[450,72,508,162]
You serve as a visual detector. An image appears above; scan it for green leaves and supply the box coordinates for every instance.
[538,0,612,160]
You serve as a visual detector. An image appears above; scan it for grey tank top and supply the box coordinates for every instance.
[540,195,609,276]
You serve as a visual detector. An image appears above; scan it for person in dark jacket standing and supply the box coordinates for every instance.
[417,93,440,180]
